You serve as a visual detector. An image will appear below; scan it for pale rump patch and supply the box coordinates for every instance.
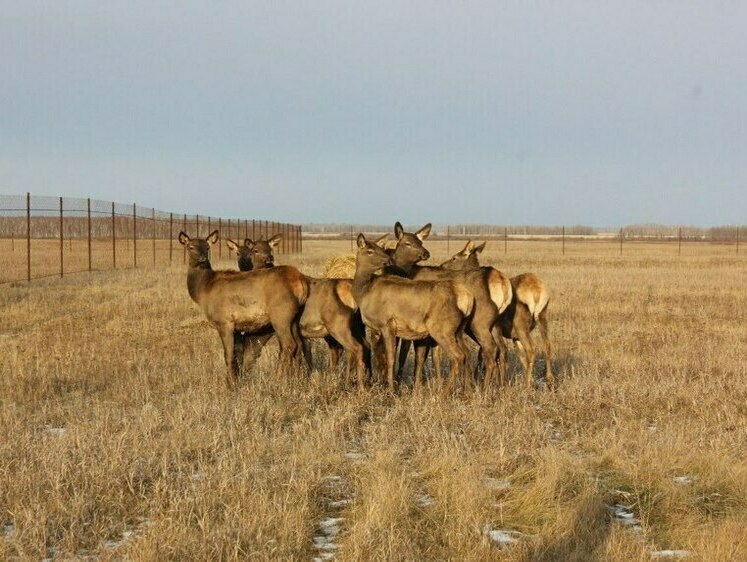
[454,285,475,317]
[335,280,357,310]
[513,273,547,319]
[290,274,309,305]
[487,269,512,314]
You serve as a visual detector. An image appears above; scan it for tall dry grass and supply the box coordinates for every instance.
[1,240,745,560]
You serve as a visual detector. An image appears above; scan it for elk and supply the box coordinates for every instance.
[353,233,474,394]
[178,230,308,389]
[388,223,513,389]
[442,240,555,389]
[225,234,281,271]
[228,235,369,389]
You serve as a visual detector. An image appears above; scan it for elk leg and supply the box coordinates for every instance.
[438,334,466,397]
[538,307,555,389]
[432,344,442,381]
[381,326,397,393]
[217,325,238,390]
[514,327,535,389]
[472,324,498,392]
[324,335,344,372]
[413,341,428,391]
[397,339,411,381]
[271,313,300,379]
[328,325,367,391]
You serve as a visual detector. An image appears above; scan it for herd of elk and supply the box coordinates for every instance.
[178,222,554,393]
[226,236,369,390]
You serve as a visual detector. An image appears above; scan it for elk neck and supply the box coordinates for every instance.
[186,256,214,304]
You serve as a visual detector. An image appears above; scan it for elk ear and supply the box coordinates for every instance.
[225,238,239,253]
[178,232,190,245]
[356,233,367,249]
[374,233,390,248]
[268,234,282,248]
[474,242,486,254]
[415,223,432,241]
[394,221,404,240]
[462,240,475,255]
[206,230,220,245]
[244,238,256,250]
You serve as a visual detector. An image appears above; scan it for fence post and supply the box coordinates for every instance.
[678,227,682,256]
[619,227,623,256]
[244,219,248,242]
[562,225,565,255]
[87,198,92,272]
[26,192,31,282]
[112,202,116,269]
[300,225,303,254]
[169,213,173,264]
[504,226,508,254]
[183,214,187,263]
[218,217,222,258]
[152,208,156,267]
[350,225,353,251]
[59,196,64,277]
[252,219,256,241]
[196,215,200,238]
[133,203,137,268]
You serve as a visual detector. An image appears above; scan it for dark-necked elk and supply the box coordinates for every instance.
[442,240,555,389]
[179,230,308,389]
[353,233,474,394]
[228,235,369,390]
[388,223,513,389]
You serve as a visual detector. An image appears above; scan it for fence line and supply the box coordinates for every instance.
[334,225,744,258]
[0,193,302,284]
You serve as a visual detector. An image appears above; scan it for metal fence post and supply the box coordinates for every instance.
[152,208,156,267]
[447,225,450,256]
[562,225,565,255]
[183,214,187,263]
[196,215,200,238]
[252,219,256,241]
[133,203,137,268]
[26,192,31,282]
[87,198,92,272]
[112,202,116,269]
[59,196,64,277]
[169,213,173,264]
[678,227,682,256]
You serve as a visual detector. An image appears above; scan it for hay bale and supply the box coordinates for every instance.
[324,254,356,278]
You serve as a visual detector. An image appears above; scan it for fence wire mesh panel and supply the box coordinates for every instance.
[0,194,302,284]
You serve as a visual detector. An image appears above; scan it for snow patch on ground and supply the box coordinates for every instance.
[484,477,511,491]
[651,550,692,559]
[672,476,696,486]
[607,504,642,534]
[483,526,524,549]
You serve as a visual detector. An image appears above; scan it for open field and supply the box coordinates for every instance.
[1,240,746,560]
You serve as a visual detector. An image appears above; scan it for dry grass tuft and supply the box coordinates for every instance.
[323,254,356,278]
[1,239,745,560]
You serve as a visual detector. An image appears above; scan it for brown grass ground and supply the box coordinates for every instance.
[1,240,745,560]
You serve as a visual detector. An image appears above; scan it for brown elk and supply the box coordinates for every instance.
[388,223,513,390]
[229,235,369,390]
[178,230,308,389]
[442,240,555,389]
[353,233,474,394]
[225,235,282,271]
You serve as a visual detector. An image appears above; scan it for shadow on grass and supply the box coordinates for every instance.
[529,495,612,561]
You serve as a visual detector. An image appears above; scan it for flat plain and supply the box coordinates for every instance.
[1,239,745,560]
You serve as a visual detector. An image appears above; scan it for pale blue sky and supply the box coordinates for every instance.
[2,1,745,225]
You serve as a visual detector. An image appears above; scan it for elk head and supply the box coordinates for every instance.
[392,221,431,266]
[441,240,485,271]
[179,230,219,268]
[225,238,253,271]
[245,234,281,269]
[355,233,393,275]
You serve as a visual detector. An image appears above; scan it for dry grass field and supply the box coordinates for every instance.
[1,239,745,561]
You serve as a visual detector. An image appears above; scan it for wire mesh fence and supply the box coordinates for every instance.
[0,194,303,284]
